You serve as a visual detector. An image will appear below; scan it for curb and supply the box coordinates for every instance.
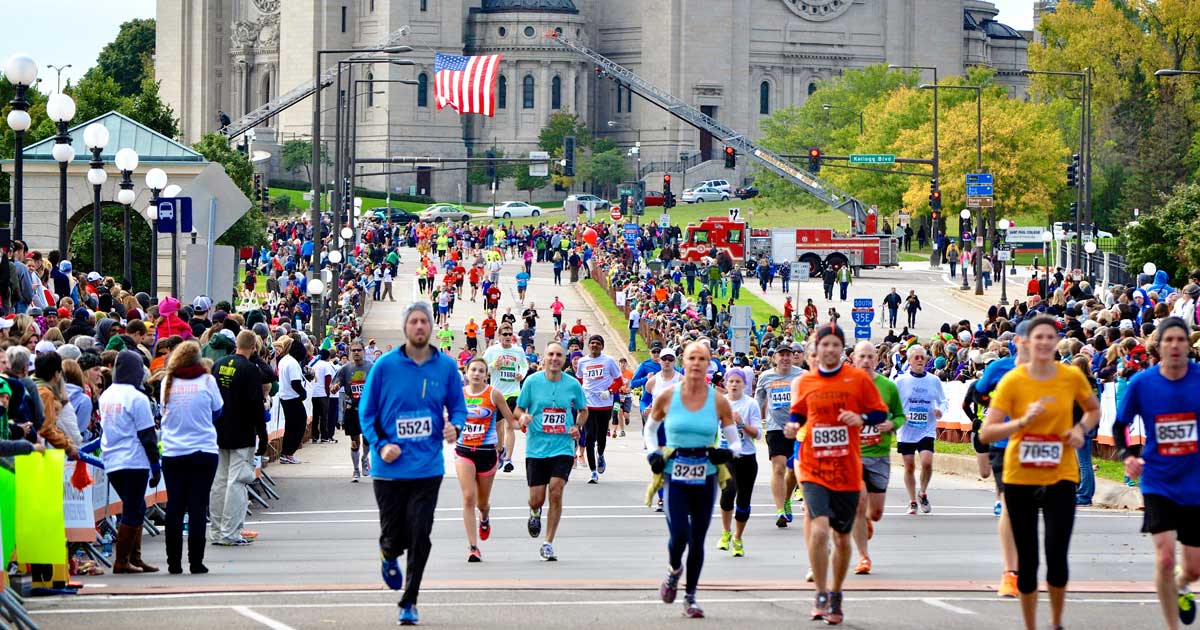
[890,452,1144,511]
[574,279,637,366]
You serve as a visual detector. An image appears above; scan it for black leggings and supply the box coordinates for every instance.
[719,455,758,522]
[162,451,218,568]
[375,476,443,607]
[280,398,307,456]
[1004,480,1077,594]
[584,407,612,471]
[108,468,149,527]
[665,475,716,595]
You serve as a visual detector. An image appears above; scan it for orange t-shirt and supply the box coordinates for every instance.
[654,287,668,302]
[790,365,887,492]
[465,322,479,339]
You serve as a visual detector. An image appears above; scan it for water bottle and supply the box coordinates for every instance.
[101,529,114,557]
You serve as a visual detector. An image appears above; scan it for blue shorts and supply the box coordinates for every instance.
[438,305,449,314]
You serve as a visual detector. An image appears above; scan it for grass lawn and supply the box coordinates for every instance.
[935,440,1125,483]
[237,266,268,294]
[580,279,650,363]
[684,281,780,324]
[269,187,429,216]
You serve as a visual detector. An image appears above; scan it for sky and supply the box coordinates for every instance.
[4,0,1034,94]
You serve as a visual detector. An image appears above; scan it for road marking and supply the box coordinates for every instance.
[921,598,975,615]
[263,503,1125,515]
[232,606,298,630]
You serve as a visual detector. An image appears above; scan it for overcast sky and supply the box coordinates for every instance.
[5,0,1034,94]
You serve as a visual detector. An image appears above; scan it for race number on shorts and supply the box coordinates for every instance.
[1155,413,1198,456]
[1018,434,1062,468]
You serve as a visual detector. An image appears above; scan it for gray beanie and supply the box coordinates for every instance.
[56,344,82,361]
[403,302,435,327]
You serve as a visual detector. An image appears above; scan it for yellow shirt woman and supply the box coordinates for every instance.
[990,363,1094,486]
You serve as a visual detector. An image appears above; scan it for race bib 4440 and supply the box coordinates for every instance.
[1155,413,1198,456]
[768,385,790,410]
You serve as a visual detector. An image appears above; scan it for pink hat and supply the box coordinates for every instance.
[158,295,181,317]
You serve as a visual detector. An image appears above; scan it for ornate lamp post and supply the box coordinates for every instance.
[5,54,38,241]
[45,93,76,255]
[82,122,110,274]
[114,148,140,285]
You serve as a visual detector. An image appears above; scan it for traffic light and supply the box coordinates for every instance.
[620,195,629,214]
[563,136,576,177]
[485,149,497,181]
[808,148,821,174]
[724,146,736,169]
[929,178,942,211]
[1066,153,1079,188]
[262,186,270,210]
[1070,201,1079,220]
[663,174,674,208]
[253,174,262,202]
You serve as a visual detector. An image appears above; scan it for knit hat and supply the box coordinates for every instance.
[56,344,81,361]
[159,296,181,317]
[402,302,435,327]
[814,324,845,345]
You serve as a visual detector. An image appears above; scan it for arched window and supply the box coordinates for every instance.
[523,75,535,109]
[367,72,375,107]
[417,73,428,108]
[808,82,818,96]
[498,75,507,109]
[759,80,770,115]
[551,76,561,110]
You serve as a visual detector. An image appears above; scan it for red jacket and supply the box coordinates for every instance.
[157,313,194,341]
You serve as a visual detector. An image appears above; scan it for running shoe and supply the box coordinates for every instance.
[620,430,626,437]
[998,571,1019,598]
[907,501,918,515]
[588,471,599,484]
[212,538,252,547]
[854,557,871,575]
[1179,586,1195,625]
[499,446,508,462]
[656,498,664,513]
[352,471,360,483]
[731,538,744,558]
[993,500,1002,517]
[805,568,814,583]
[717,531,732,551]
[479,519,491,541]
[398,604,419,626]
[540,542,557,561]
[783,498,794,522]
[919,493,931,514]
[381,553,404,590]
[527,510,542,538]
[824,591,844,625]
[683,594,704,618]
[810,591,829,620]
[503,460,514,473]
[660,567,682,604]
[776,512,788,528]
[467,546,482,563]
[240,530,259,540]
[598,455,607,475]
[792,487,804,503]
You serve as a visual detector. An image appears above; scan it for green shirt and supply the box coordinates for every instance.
[861,373,906,458]
[437,328,454,350]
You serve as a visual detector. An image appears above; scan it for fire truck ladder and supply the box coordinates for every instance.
[548,32,869,233]
[221,28,409,141]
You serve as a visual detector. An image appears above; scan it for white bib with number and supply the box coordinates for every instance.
[906,406,930,427]
[499,367,517,382]
[860,423,882,446]
[541,407,567,434]
[1155,413,1198,456]
[585,366,605,380]
[1018,435,1062,468]
[768,385,790,410]
[811,425,850,458]
[462,423,487,440]
[395,414,433,440]
[670,455,708,484]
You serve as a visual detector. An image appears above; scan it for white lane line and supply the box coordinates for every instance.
[921,598,976,615]
[232,606,298,630]
[264,503,1112,516]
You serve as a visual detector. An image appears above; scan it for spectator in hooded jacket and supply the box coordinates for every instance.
[156,296,194,341]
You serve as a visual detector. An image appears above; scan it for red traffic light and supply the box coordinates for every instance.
[664,174,671,183]
[931,190,941,201]
[809,148,821,158]
[725,146,734,155]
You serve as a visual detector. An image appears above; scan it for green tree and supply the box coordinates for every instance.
[1124,182,1200,284]
[69,203,153,290]
[467,148,518,188]
[514,171,549,202]
[578,149,630,198]
[125,76,179,138]
[280,139,329,184]
[90,18,157,97]
[191,133,267,248]
[538,112,591,190]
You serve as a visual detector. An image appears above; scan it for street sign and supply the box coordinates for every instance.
[529,151,549,177]
[966,173,994,185]
[791,261,809,282]
[966,184,994,197]
[966,196,994,207]
[997,250,1012,261]
[658,214,671,229]
[851,298,875,326]
[730,305,752,328]
[176,162,252,240]
[849,154,896,164]
[1006,226,1046,243]
[610,206,623,222]
[157,197,193,234]
[854,325,872,340]
[728,207,742,221]
[623,223,639,251]
[898,211,911,226]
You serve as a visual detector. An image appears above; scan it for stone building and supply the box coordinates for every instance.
[155,0,1030,203]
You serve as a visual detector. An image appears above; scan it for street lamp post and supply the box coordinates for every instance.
[889,64,939,267]
[46,93,76,256]
[145,168,168,298]
[997,218,1011,305]
[115,148,139,285]
[83,122,110,275]
[821,103,864,134]
[5,55,38,242]
[960,208,972,291]
[1083,240,1097,287]
[1041,230,1053,301]
[46,63,71,93]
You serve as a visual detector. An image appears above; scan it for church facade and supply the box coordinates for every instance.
[155,0,1030,203]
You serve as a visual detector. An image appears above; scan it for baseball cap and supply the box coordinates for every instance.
[57,307,70,318]
[87,271,101,283]
[59,261,72,273]
[0,319,12,331]
[649,341,664,352]
[193,295,213,312]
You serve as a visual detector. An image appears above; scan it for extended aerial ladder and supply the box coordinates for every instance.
[548,32,871,233]
[220,28,410,141]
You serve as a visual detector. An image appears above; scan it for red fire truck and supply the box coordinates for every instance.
[678,216,898,274]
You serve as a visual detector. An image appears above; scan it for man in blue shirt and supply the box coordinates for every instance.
[360,302,467,626]
[515,341,587,562]
[1115,317,1200,629]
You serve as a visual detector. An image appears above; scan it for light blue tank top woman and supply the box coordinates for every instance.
[666,385,718,479]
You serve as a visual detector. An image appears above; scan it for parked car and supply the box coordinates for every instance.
[565,194,610,212]
[698,179,732,193]
[644,190,665,207]
[681,187,730,203]
[488,201,541,219]
[418,203,471,222]
[387,207,420,224]
[735,186,759,200]
[1052,221,1115,241]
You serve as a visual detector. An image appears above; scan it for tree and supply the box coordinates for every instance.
[192,133,267,248]
[578,149,630,198]
[126,76,179,138]
[281,139,329,184]
[514,171,550,202]
[91,18,157,97]
[467,148,518,188]
[1125,182,1200,285]
[538,113,591,190]
[69,203,153,290]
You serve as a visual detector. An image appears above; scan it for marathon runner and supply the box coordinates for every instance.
[483,324,528,473]
[456,358,517,562]
[645,341,740,619]
[515,341,588,561]
[577,335,623,484]
[359,303,467,626]
[754,342,805,527]
[330,340,374,482]
[849,340,905,575]
[784,325,887,625]
[1114,317,1200,629]
[716,366,761,558]
[894,344,947,514]
[980,314,1101,630]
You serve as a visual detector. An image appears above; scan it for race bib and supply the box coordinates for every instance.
[542,407,568,434]
[768,384,791,410]
[395,412,433,440]
[811,425,850,458]
[349,382,364,398]
[670,455,708,485]
[585,366,605,380]
[906,405,930,427]
[1155,413,1198,456]
[1018,434,1062,468]
[499,367,517,382]
[860,423,882,446]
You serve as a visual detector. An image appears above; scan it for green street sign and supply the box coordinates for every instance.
[849,154,896,164]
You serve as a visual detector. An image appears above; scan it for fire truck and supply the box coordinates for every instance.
[678,216,899,275]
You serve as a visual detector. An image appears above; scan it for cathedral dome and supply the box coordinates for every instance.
[478,0,578,14]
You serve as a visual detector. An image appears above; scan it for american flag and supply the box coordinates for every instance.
[435,52,502,116]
